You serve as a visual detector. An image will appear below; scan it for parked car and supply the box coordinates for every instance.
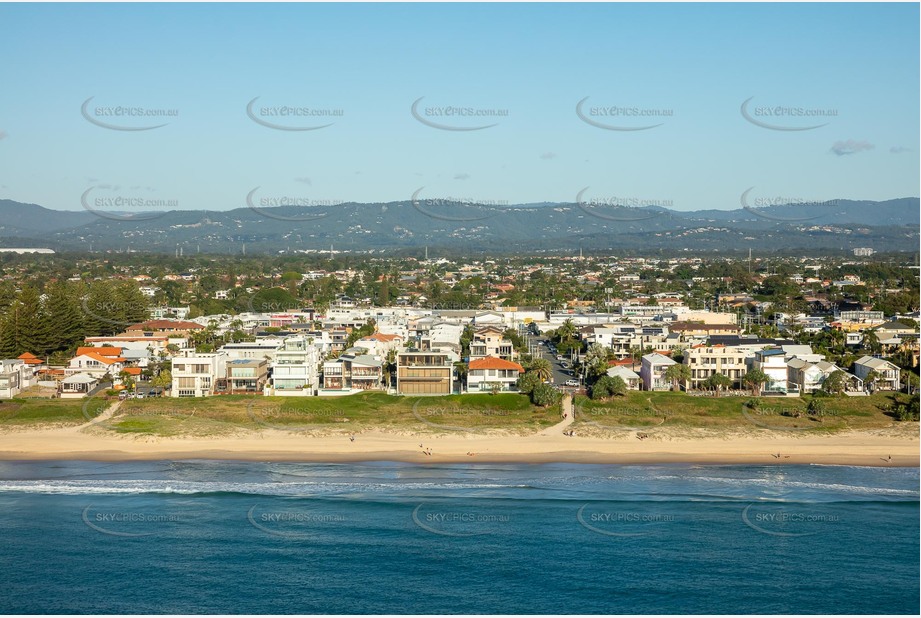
[565,379,579,387]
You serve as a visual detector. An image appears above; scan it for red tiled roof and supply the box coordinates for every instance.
[17,352,44,365]
[123,367,143,376]
[77,351,125,365]
[76,346,122,357]
[469,356,524,372]
[362,332,401,342]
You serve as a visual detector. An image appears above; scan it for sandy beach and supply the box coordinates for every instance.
[0,417,917,466]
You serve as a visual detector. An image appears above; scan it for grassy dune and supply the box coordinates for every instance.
[107,392,560,436]
[574,391,914,433]
[0,399,89,427]
[1,391,913,437]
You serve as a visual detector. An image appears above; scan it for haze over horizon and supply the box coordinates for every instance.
[1,2,918,215]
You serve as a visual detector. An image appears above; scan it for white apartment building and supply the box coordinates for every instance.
[683,346,747,389]
[0,360,33,398]
[640,353,676,391]
[750,348,791,394]
[264,336,321,396]
[469,326,515,360]
[171,350,228,397]
[220,338,285,361]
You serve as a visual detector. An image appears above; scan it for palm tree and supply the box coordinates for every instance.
[557,319,577,343]
[863,369,880,393]
[742,368,769,396]
[528,358,553,383]
[664,363,690,392]
[705,373,733,396]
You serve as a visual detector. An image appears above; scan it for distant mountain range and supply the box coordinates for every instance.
[0,197,917,255]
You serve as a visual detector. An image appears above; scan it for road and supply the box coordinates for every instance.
[524,331,581,389]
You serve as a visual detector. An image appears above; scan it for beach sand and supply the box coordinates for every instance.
[0,418,917,466]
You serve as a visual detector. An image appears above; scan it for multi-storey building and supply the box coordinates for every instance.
[682,345,747,389]
[171,350,228,397]
[223,359,269,394]
[0,359,33,398]
[396,349,456,395]
[469,326,515,361]
[265,336,321,396]
[322,349,384,391]
[640,353,677,391]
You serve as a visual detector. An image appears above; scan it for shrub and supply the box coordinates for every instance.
[531,383,562,407]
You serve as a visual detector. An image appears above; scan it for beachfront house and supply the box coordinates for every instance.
[853,356,901,391]
[222,358,269,394]
[396,349,457,395]
[66,347,126,381]
[264,336,321,396]
[171,350,228,397]
[467,356,524,393]
[0,359,34,398]
[60,372,99,398]
[606,365,641,390]
[750,348,791,394]
[322,349,384,392]
[640,353,676,391]
[786,359,863,394]
[682,345,747,390]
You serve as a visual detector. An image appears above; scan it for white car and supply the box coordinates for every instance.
[565,379,579,387]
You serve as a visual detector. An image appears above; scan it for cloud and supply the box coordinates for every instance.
[0,130,7,140]
[294,176,312,185]
[830,140,874,156]
[890,146,911,154]
[454,173,470,181]
[539,152,557,160]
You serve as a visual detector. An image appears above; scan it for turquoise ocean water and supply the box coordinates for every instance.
[0,460,917,614]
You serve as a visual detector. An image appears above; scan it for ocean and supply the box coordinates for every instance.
[0,460,917,614]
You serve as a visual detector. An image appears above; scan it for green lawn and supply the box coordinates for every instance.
[573,391,915,432]
[107,392,561,436]
[2,390,911,436]
[0,399,90,426]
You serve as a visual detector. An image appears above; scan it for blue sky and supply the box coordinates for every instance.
[0,2,918,214]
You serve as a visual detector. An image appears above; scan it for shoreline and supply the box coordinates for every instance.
[0,425,917,468]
